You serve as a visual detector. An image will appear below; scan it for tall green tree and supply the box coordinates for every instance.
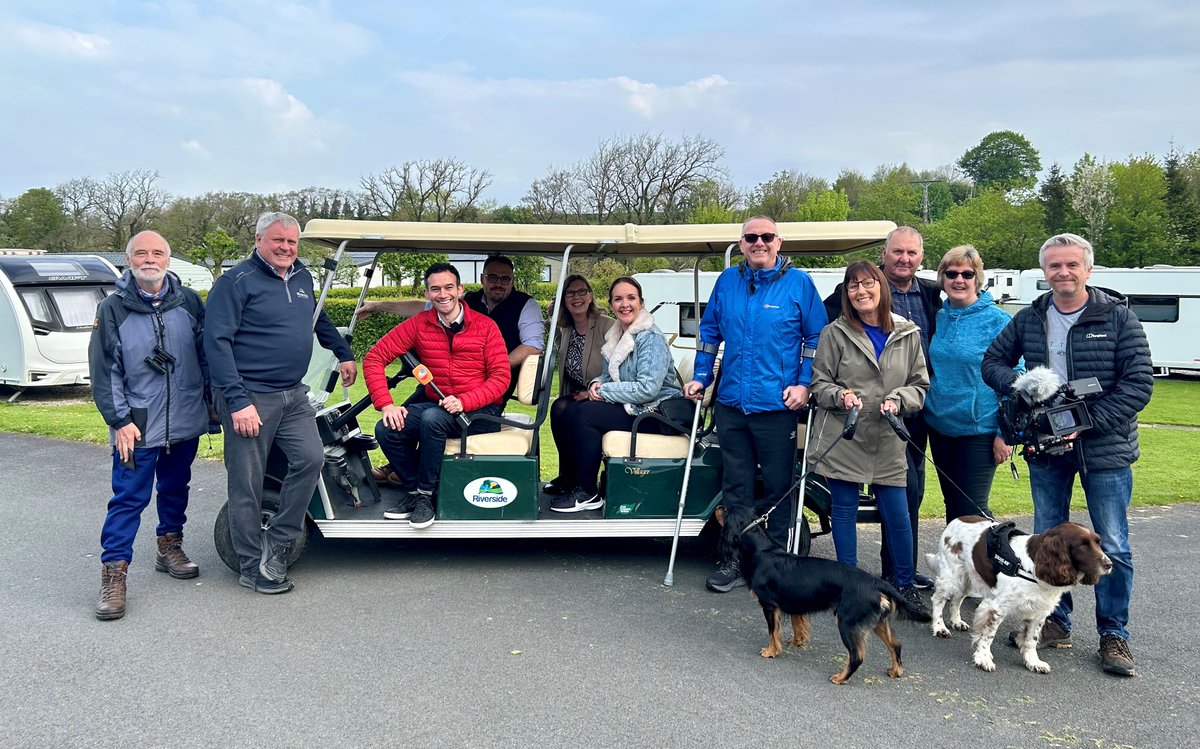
[923,189,1045,270]
[184,228,243,279]
[1038,163,1072,236]
[796,189,851,221]
[746,170,827,221]
[848,165,921,225]
[1105,155,1169,267]
[4,188,67,249]
[957,130,1042,190]
[1164,146,1200,263]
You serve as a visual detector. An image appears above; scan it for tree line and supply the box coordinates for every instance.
[2,130,1199,281]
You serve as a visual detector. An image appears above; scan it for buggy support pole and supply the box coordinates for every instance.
[663,399,704,587]
[789,405,815,555]
[312,239,350,399]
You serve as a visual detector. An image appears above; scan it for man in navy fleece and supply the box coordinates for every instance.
[205,212,356,594]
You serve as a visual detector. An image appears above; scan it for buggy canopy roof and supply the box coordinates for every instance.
[300,219,897,257]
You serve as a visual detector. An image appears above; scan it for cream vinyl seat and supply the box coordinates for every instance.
[444,355,541,456]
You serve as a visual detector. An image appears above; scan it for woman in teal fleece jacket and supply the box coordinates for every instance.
[925,246,1020,521]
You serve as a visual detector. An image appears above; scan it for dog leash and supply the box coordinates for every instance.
[738,405,861,539]
[881,411,996,521]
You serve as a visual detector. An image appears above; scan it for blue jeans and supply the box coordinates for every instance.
[1028,455,1134,641]
[827,478,914,588]
[100,438,199,564]
[375,401,502,493]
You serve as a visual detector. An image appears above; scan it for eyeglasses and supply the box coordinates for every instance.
[846,277,877,291]
[484,274,513,284]
[564,288,591,298]
[943,270,976,280]
[741,233,778,244]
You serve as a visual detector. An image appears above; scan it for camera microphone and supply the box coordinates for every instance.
[1012,367,1062,405]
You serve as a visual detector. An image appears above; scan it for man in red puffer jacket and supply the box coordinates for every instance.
[363,263,511,529]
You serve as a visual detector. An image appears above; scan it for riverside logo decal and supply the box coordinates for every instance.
[464,477,518,508]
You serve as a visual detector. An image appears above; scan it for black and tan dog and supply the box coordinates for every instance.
[721,506,932,684]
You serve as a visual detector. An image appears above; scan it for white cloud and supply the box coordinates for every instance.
[181,140,211,159]
[9,21,111,59]
[239,78,317,131]
[615,74,729,118]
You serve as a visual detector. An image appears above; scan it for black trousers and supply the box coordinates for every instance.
[715,403,799,550]
[558,400,662,494]
[880,411,927,580]
[928,428,997,522]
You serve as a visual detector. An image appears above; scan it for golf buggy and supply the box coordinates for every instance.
[212,219,897,582]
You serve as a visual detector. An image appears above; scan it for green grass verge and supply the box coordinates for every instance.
[2,377,1196,517]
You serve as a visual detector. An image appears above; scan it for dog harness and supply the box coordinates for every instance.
[986,522,1039,584]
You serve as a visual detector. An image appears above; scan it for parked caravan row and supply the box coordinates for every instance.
[636,266,1018,366]
[0,252,120,398]
[1012,266,1200,373]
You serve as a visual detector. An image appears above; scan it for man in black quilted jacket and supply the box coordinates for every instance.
[982,233,1153,677]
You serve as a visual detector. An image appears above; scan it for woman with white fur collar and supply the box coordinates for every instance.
[550,277,682,513]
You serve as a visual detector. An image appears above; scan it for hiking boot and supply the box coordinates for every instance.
[383,492,417,520]
[259,538,291,583]
[705,559,745,593]
[1007,618,1072,649]
[239,573,294,595]
[155,533,199,579]
[911,572,934,590]
[96,561,128,620]
[409,493,436,529]
[549,488,603,513]
[898,586,932,619]
[1099,634,1137,676]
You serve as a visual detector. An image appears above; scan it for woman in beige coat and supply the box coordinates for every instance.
[543,274,617,495]
[810,261,929,604]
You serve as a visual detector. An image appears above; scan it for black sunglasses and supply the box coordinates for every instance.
[741,233,778,244]
[944,270,976,280]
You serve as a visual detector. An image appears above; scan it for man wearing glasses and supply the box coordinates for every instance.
[356,255,544,381]
[684,216,828,592]
[354,255,544,487]
[823,225,942,590]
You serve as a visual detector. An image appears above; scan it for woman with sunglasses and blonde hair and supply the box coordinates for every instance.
[924,245,1019,521]
[809,261,929,611]
[542,274,617,495]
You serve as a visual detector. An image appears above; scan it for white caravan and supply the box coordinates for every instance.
[0,253,120,398]
[1014,266,1200,373]
[634,267,849,367]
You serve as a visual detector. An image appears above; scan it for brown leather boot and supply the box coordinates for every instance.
[155,533,199,579]
[96,561,128,620]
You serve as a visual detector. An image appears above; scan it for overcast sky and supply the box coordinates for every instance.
[2,1,1198,205]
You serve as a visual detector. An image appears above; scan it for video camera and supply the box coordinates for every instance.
[997,367,1102,457]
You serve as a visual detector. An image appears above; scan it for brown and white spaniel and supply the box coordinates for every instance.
[925,516,1112,673]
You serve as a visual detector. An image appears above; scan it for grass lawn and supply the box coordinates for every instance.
[2,375,1197,517]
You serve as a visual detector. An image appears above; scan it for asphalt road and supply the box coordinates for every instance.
[2,432,1197,748]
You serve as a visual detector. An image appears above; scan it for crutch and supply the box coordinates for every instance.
[788,404,815,555]
[663,398,705,587]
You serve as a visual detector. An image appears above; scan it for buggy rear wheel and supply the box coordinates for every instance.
[214,474,310,573]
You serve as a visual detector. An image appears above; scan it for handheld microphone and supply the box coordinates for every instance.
[400,352,471,429]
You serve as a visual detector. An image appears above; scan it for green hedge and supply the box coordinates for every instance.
[199,283,561,359]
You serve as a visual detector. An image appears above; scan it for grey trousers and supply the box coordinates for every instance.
[218,387,322,578]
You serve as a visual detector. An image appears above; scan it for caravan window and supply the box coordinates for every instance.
[1127,295,1179,323]
[49,288,106,328]
[19,291,52,325]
